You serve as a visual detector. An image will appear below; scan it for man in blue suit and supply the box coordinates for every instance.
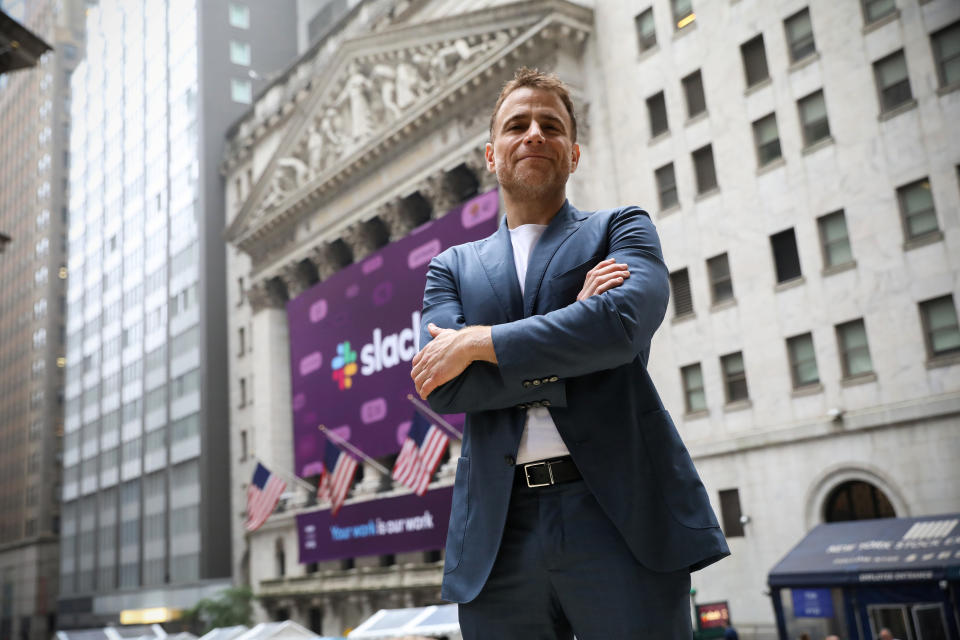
[411,68,728,639]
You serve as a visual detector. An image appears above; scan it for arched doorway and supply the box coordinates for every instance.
[823,479,896,522]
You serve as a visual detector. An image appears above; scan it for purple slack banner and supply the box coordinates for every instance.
[286,189,500,478]
[297,486,454,563]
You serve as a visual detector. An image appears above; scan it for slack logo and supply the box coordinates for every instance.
[331,341,358,389]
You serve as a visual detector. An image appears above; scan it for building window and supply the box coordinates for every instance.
[635,8,656,52]
[784,8,816,63]
[770,228,802,284]
[741,35,770,88]
[240,430,248,461]
[896,178,939,241]
[647,91,668,137]
[817,210,853,269]
[919,295,960,359]
[239,377,247,407]
[873,50,913,113]
[836,319,874,378]
[787,333,819,388]
[231,78,252,105]
[669,268,693,318]
[752,113,782,167]
[671,0,694,30]
[798,90,831,147]
[238,277,246,305]
[824,480,895,522]
[229,3,250,29]
[931,22,960,89]
[692,144,717,194]
[719,488,745,537]
[655,163,678,210]
[721,351,749,403]
[682,69,706,118]
[707,253,733,304]
[238,327,246,356]
[229,41,251,66]
[861,0,896,26]
[681,363,706,413]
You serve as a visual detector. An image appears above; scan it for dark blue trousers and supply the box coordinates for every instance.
[458,478,693,639]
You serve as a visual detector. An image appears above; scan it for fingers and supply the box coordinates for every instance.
[428,322,442,337]
[594,276,625,295]
[578,262,630,300]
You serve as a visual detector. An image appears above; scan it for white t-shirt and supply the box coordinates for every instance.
[508,224,571,464]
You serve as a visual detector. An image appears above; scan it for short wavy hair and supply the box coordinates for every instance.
[488,67,578,142]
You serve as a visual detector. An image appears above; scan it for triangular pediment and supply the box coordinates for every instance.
[225,0,592,249]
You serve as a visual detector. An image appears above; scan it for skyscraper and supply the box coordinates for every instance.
[58,0,296,628]
[0,1,82,638]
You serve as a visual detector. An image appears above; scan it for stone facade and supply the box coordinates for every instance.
[223,0,960,637]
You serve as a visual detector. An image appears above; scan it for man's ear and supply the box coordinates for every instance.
[569,143,581,173]
[485,142,496,173]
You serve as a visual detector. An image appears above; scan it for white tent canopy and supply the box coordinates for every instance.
[198,626,249,640]
[348,605,460,639]
[232,621,320,640]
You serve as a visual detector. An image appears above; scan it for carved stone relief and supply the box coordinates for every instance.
[255,31,509,219]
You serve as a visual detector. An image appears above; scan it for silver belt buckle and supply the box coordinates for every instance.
[524,461,555,488]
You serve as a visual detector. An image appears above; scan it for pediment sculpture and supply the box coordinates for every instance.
[258,33,507,216]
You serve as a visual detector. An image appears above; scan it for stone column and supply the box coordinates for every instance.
[463,145,499,193]
[279,262,311,299]
[419,171,460,219]
[342,219,382,261]
[247,279,287,314]
[308,244,341,282]
[377,200,418,242]
[248,285,295,486]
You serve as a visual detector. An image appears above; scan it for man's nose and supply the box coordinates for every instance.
[523,121,545,143]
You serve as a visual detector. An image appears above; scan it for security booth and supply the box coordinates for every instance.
[768,514,960,640]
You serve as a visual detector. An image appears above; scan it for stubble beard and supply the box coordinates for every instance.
[495,162,568,203]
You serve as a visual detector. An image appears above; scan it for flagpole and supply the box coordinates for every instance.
[252,454,316,493]
[407,394,464,440]
[318,425,391,477]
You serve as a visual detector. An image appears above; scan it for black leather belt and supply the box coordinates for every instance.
[514,456,582,488]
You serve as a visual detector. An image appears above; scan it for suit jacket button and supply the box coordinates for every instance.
[542,399,551,407]
[505,455,515,466]
[522,380,532,389]
[548,376,559,383]
[516,403,527,409]
[532,379,541,386]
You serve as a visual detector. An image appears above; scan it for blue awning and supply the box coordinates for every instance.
[768,513,960,588]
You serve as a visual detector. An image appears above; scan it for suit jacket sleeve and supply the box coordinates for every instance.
[419,249,568,414]
[491,207,669,388]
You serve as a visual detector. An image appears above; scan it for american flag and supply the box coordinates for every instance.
[245,462,287,532]
[392,412,450,496]
[317,443,358,515]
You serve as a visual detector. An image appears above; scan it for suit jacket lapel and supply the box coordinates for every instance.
[476,218,524,321]
[523,201,586,317]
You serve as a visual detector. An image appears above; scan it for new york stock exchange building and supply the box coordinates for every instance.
[220,0,960,637]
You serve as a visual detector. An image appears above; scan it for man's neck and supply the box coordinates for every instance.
[503,190,567,228]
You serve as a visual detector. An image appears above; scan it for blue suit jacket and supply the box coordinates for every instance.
[420,201,729,603]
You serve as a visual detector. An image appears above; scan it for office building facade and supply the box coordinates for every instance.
[59,0,296,628]
[0,1,82,638]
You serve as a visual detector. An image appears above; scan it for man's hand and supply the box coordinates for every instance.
[577,258,630,301]
[411,324,496,400]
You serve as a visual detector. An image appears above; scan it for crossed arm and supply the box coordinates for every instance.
[411,208,669,412]
[410,257,631,399]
